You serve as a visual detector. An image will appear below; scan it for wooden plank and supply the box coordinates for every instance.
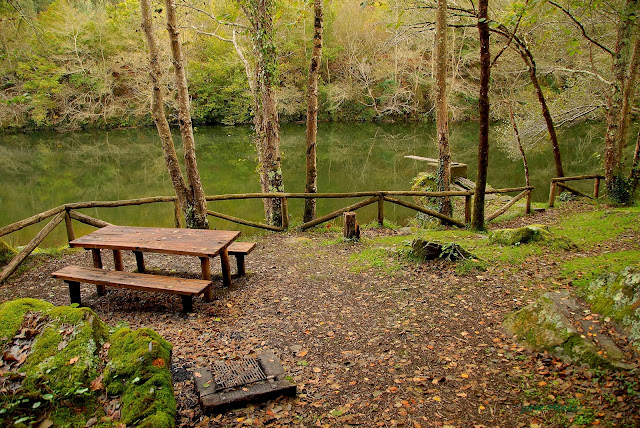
[0,212,65,284]
[383,196,466,228]
[551,174,604,183]
[207,210,281,232]
[220,249,231,287]
[0,205,65,238]
[65,196,176,210]
[557,182,594,199]
[70,226,239,258]
[404,155,439,163]
[51,266,210,296]
[228,242,256,255]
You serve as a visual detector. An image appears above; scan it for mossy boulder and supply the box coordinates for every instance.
[0,239,16,263]
[504,292,633,369]
[490,224,575,250]
[578,267,640,349]
[0,298,176,427]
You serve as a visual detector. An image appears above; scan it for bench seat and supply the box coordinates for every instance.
[227,242,256,276]
[52,266,212,312]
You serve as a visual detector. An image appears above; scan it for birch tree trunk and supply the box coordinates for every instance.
[304,0,324,223]
[140,0,207,229]
[435,0,452,219]
[472,0,491,230]
[165,0,208,229]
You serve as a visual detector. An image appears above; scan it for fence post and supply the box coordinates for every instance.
[525,190,532,214]
[377,195,384,226]
[464,195,472,225]
[594,177,600,199]
[173,201,182,228]
[548,181,557,207]
[64,209,75,243]
[281,197,289,231]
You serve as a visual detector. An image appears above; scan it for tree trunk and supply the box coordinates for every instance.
[435,0,452,219]
[165,0,208,228]
[140,0,196,228]
[304,0,324,223]
[472,0,490,231]
[516,44,564,178]
[240,0,285,226]
[604,0,640,198]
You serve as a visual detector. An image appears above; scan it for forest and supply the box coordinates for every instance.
[0,0,637,134]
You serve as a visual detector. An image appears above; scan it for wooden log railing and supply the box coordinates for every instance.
[0,187,534,283]
[548,174,604,207]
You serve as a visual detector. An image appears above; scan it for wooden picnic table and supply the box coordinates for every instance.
[69,225,240,301]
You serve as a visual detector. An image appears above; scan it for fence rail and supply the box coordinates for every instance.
[0,187,534,283]
[548,174,604,207]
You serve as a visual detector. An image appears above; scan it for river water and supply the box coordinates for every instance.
[0,122,615,246]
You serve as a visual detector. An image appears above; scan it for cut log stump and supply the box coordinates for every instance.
[343,212,360,240]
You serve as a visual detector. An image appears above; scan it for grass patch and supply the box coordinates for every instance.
[561,250,640,288]
[556,205,640,247]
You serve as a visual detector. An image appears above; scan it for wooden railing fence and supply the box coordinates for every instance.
[0,186,533,283]
[548,174,604,207]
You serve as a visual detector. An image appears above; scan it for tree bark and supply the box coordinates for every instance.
[165,0,208,229]
[304,0,324,223]
[472,0,490,230]
[435,0,452,219]
[240,0,285,226]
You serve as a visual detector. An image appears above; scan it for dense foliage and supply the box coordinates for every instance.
[0,0,637,133]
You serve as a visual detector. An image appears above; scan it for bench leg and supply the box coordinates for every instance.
[181,296,193,312]
[91,249,106,296]
[113,250,124,271]
[200,257,213,302]
[67,281,81,306]
[220,248,231,287]
[133,251,145,273]
[236,254,246,276]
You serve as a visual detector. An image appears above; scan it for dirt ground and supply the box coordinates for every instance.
[1,201,639,427]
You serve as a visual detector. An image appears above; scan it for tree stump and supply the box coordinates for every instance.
[343,212,360,240]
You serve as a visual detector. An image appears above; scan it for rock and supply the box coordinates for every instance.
[0,298,176,427]
[503,291,634,369]
[0,239,16,263]
[579,267,640,350]
[410,239,475,261]
[490,224,575,249]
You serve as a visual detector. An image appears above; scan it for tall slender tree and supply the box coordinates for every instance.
[472,0,491,230]
[435,0,452,218]
[237,0,285,226]
[140,0,208,229]
[304,0,324,223]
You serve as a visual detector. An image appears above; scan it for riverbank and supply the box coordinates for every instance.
[1,200,639,427]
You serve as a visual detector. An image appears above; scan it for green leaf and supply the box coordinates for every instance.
[132,376,141,384]
[42,394,54,401]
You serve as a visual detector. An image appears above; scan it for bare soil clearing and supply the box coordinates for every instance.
[1,201,638,427]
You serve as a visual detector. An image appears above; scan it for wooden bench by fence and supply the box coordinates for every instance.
[227,242,256,276]
[51,266,212,312]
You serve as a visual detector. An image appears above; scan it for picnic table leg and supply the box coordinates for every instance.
[113,250,124,271]
[181,296,193,312]
[91,249,106,296]
[236,254,246,276]
[200,257,213,302]
[67,280,81,306]
[220,248,231,288]
[133,251,145,273]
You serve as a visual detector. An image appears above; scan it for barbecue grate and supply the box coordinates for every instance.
[211,357,267,391]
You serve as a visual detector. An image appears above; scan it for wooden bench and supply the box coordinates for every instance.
[227,242,256,276]
[51,266,212,312]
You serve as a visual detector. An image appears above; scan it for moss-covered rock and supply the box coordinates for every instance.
[0,238,16,263]
[0,299,176,427]
[490,224,576,250]
[503,292,630,369]
[578,267,640,349]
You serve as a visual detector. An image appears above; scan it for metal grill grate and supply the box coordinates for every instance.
[211,358,267,391]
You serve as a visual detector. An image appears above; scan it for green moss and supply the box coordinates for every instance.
[561,250,640,289]
[0,239,16,263]
[556,205,640,247]
[0,298,52,347]
[105,327,175,428]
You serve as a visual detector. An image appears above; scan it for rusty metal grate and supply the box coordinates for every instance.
[211,358,267,391]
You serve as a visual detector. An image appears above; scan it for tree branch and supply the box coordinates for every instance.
[547,0,614,56]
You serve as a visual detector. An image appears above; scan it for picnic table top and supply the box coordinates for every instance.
[69,225,240,258]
